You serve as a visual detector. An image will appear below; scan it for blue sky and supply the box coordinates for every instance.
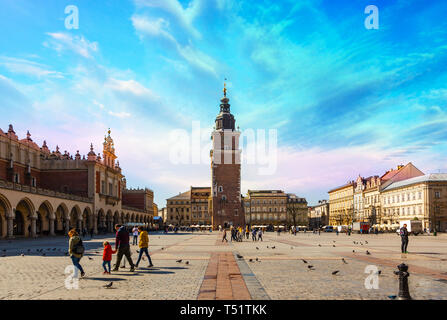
[1,0,447,207]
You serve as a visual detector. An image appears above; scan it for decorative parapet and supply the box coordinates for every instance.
[122,205,153,215]
[0,179,93,203]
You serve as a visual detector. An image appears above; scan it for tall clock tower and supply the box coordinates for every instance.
[211,83,244,229]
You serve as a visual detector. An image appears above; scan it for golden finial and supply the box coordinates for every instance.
[108,128,111,135]
[223,79,227,97]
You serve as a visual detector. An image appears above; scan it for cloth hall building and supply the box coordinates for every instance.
[0,125,154,239]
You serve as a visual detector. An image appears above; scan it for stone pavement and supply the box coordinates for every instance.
[0,231,446,300]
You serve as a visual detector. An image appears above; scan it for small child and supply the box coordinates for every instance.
[102,241,116,274]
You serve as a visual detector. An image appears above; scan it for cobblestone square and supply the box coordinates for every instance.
[0,231,446,300]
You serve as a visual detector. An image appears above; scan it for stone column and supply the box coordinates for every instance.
[49,216,55,236]
[7,209,14,239]
[64,218,70,235]
[93,214,98,235]
[30,216,37,238]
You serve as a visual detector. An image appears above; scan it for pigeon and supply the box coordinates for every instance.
[387,295,397,300]
[308,265,315,270]
[377,270,382,275]
[185,261,189,265]
[249,259,253,262]
[161,248,165,250]
[361,243,364,246]
[302,259,308,264]
[236,254,243,259]
[318,244,321,247]
[365,241,368,244]
[88,257,93,260]
[256,247,259,250]
[176,259,182,263]
[342,258,348,264]
[366,250,371,255]
[267,246,269,248]
[95,251,99,254]
[21,254,25,257]
[271,246,276,249]
[256,258,259,261]
[332,270,339,275]
[352,250,355,253]
[333,245,336,247]
[104,282,113,288]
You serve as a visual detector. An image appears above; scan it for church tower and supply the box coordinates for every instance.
[210,83,244,229]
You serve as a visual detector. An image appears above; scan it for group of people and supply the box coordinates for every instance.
[221,225,264,242]
[67,224,154,278]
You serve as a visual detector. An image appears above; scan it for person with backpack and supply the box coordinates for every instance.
[68,228,85,278]
[400,224,409,254]
[112,224,135,272]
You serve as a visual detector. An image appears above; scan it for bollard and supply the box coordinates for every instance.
[394,263,411,300]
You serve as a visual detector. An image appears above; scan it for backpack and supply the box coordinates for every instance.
[73,238,85,254]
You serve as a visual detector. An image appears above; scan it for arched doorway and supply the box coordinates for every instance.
[97,209,105,234]
[55,204,67,235]
[82,208,91,232]
[114,211,119,228]
[37,202,52,236]
[106,210,113,233]
[70,206,81,230]
[0,194,10,238]
[15,199,33,237]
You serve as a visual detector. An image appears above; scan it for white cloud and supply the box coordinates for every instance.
[106,78,159,100]
[131,15,176,42]
[45,33,98,58]
[0,56,63,78]
[133,0,204,39]
[108,111,132,118]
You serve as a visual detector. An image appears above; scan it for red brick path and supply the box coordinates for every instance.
[198,252,251,300]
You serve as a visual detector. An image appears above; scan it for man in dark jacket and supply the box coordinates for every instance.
[400,224,409,254]
[112,224,135,272]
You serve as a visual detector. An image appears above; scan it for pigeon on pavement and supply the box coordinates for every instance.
[308,265,315,270]
[236,254,243,259]
[185,261,189,265]
[302,259,308,264]
[342,258,348,264]
[366,250,371,255]
[104,282,113,288]
[332,270,339,275]
[176,259,182,263]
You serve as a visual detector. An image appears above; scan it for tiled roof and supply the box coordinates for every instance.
[167,190,191,200]
[382,174,447,191]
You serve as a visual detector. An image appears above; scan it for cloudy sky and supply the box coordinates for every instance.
[1,0,446,207]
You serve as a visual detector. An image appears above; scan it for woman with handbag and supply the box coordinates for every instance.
[68,228,86,278]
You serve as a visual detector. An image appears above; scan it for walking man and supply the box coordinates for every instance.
[222,228,228,242]
[400,224,409,254]
[135,226,154,268]
[252,228,257,242]
[112,224,135,272]
[258,228,263,241]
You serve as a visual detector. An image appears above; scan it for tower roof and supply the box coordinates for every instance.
[215,82,235,131]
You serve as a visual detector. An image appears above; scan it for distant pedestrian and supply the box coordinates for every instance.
[222,229,228,242]
[258,229,263,241]
[245,226,250,240]
[277,228,281,236]
[135,226,154,268]
[68,229,85,278]
[400,224,409,254]
[102,241,116,274]
[132,226,139,245]
[252,228,257,241]
[112,224,135,272]
[90,228,94,238]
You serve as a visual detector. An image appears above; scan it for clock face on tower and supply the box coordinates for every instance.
[210,84,244,229]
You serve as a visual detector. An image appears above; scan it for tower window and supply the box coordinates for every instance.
[218,186,223,192]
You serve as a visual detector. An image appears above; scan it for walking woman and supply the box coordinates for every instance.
[68,228,85,278]
[135,226,154,268]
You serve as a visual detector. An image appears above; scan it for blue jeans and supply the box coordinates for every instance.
[103,260,111,272]
[135,247,153,266]
[71,256,85,275]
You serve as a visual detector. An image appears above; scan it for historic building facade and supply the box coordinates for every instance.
[286,193,308,227]
[210,84,244,229]
[165,187,212,226]
[244,190,288,227]
[191,187,211,225]
[380,174,447,231]
[0,125,154,238]
[328,181,355,226]
[308,200,330,229]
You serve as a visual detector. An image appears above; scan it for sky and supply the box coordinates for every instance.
[1,0,447,207]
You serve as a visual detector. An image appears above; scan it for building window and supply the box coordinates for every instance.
[435,191,441,199]
[234,209,238,216]
[218,186,223,192]
[31,177,36,187]
[14,173,20,183]
[101,181,105,194]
